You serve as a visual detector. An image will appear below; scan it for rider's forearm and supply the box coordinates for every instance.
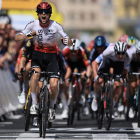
[65,67,71,80]
[92,60,98,78]
[19,57,26,72]
[67,38,73,46]
[15,63,19,74]
[86,65,91,78]
[15,34,26,42]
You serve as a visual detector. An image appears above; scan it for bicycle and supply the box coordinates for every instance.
[17,70,32,132]
[67,72,87,126]
[97,72,114,130]
[33,70,60,138]
[128,72,140,127]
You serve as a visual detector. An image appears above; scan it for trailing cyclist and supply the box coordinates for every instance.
[91,41,131,118]
[15,2,72,122]
[18,37,35,104]
[62,38,91,117]
[125,41,140,118]
[89,36,108,98]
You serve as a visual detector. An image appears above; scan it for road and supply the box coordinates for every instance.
[0,108,140,140]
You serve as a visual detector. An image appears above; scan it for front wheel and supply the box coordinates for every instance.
[97,88,104,129]
[42,86,49,138]
[104,84,113,130]
[25,94,32,131]
[67,86,76,126]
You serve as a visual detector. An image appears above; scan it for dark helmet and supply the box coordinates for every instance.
[80,42,86,49]
[94,36,106,47]
[36,2,52,14]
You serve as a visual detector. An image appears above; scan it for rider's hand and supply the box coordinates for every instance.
[86,77,90,84]
[26,30,39,37]
[61,37,68,45]
[18,68,23,80]
[94,75,99,83]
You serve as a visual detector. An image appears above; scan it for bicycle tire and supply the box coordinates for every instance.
[77,89,81,121]
[97,88,104,129]
[125,83,130,120]
[104,84,113,130]
[25,94,32,131]
[39,89,43,137]
[39,114,42,137]
[42,86,49,138]
[67,86,76,126]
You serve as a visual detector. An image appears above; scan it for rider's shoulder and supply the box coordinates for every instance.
[63,46,69,51]
[108,43,115,47]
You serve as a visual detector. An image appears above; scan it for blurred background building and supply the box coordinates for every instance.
[0,0,140,45]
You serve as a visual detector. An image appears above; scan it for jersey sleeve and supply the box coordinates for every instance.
[22,39,32,58]
[81,48,90,67]
[55,22,69,38]
[16,48,23,65]
[19,21,34,35]
[89,48,96,64]
[95,44,114,63]
[62,46,69,57]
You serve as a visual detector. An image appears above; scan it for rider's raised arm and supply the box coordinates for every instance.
[15,21,35,42]
[55,21,72,46]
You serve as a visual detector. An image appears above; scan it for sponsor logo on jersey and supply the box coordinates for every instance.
[26,40,31,47]
[37,29,43,48]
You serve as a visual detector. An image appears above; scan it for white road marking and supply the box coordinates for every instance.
[7,114,22,119]
[53,122,67,124]
[16,133,55,140]
[0,122,13,124]
[0,136,17,137]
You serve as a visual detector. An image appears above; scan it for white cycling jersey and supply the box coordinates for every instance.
[19,19,68,53]
[127,45,140,62]
[95,43,131,70]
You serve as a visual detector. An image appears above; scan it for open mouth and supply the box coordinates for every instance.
[42,16,46,22]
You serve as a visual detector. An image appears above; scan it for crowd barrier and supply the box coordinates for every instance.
[0,61,19,117]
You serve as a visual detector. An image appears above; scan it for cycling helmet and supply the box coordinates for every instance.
[36,2,52,14]
[118,34,128,43]
[114,41,127,54]
[136,41,140,53]
[80,42,86,49]
[126,36,136,46]
[69,38,81,51]
[94,36,106,47]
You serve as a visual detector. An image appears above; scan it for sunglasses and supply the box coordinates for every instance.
[38,9,50,14]
[116,52,125,55]
[70,50,79,53]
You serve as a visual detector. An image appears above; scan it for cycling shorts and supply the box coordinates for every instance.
[31,50,59,79]
[98,58,124,82]
[67,60,86,72]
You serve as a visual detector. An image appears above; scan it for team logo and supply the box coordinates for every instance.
[27,40,31,47]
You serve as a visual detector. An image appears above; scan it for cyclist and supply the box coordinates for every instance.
[18,37,34,104]
[118,34,128,43]
[15,2,72,122]
[89,36,108,100]
[62,38,91,117]
[125,41,140,118]
[14,47,24,103]
[118,36,137,113]
[126,36,137,49]
[91,42,131,117]
[89,36,108,65]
